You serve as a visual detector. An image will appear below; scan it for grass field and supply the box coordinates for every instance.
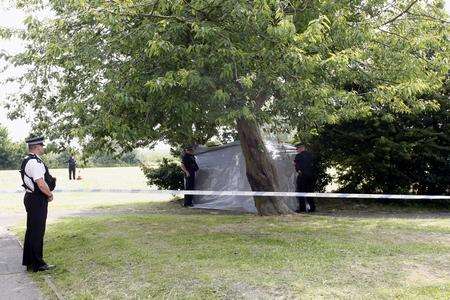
[0,167,170,213]
[1,168,449,299]
[26,202,450,299]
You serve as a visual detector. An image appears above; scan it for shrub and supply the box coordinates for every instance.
[141,158,184,190]
[311,99,450,195]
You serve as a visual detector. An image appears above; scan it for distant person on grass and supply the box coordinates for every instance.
[20,136,56,272]
[68,155,76,180]
[180,145,199,207]
[294,143,316,213]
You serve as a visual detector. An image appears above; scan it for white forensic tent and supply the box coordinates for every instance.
[192,140,300,213]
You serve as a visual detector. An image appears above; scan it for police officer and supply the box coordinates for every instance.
[180,145,199,207]
[20,137,56,272]
[68,155,76,180]
[294,143,316,213]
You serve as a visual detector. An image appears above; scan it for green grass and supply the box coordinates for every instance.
[20,200,450,299]
[0,166,149,191]
[0,167,169,213]
[3,168,450,298]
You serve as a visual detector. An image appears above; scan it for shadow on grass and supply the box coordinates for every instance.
[62,196,450,220]
[313,198,450,219]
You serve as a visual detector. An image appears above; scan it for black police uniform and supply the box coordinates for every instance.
[68,156,76,180]
[181,152,199,207]
[294,150,316,212]
[20,137,56,272]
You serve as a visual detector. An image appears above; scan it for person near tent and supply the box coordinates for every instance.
[20,136,56,272]
[294,143,316,213]
[67,155,76,180]
[180,145,199,207]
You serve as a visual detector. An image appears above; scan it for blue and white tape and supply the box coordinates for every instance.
[0,188,449,200]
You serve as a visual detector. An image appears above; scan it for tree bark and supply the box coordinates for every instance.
[236,117,294,215]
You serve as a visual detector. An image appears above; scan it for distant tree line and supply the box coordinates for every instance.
[0,127,26,170]
[0,127,140,170]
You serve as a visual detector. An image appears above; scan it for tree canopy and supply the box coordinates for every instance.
[2,0,449,214]
[3,0,448,150]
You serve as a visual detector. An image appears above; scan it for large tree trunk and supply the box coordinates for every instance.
[236,117,293,215]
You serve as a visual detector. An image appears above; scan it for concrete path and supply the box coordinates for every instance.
[0,209,107,300]
[0,212,43,300]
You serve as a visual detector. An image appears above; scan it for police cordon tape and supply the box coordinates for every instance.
[0,188,449,200]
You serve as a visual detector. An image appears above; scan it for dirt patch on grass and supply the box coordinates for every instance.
[224,281,296,300]
[316,210,450,220]
[404,262,450,285]
[392,232,450,244]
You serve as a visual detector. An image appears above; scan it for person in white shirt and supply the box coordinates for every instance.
[20,136,56,272]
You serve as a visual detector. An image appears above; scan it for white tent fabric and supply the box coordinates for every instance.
[192,140,300,213]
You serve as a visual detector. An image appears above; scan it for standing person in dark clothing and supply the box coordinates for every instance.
[20,136,56,272]
[68,155,76,180]
[180,146,199,207]
[294,144,316,213]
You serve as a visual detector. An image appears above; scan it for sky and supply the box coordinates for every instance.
[0,3,28,142]
[1,1,450,143]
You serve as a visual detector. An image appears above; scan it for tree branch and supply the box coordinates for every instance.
[92,3,190,24]
[406,11,450,24]
[139,12,188,22]
[378,28,410,41]
[379,0,420,27]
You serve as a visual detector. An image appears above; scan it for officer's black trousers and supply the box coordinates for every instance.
[69,167,76,180]
[184,174,195,206]
[296,174,316,212]
[22,193,48,270]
